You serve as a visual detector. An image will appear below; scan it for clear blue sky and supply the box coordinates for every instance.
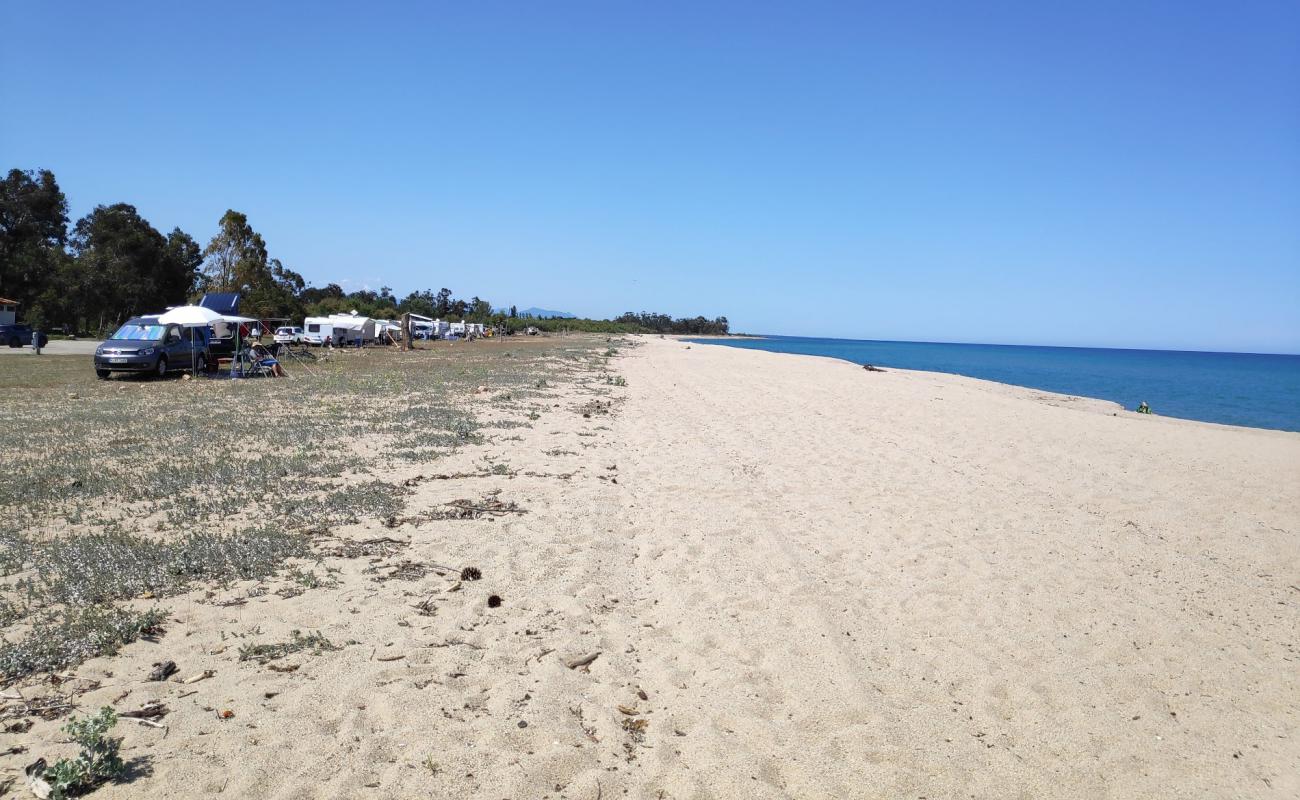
[3,0,1297,352]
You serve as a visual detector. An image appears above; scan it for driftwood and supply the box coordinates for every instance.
[564,652,600,670]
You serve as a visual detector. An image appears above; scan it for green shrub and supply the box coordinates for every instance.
[42,707,125,799]
[0,606,166,681]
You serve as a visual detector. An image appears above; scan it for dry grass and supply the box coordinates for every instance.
[0,337,622,684]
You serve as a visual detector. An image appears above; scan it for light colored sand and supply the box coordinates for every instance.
[18,336,1299,798]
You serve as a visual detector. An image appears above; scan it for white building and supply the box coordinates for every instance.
[0,298,17,326]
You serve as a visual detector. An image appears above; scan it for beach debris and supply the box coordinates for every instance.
[239,631,338,664]
[862,364,886,372]
[370,560,432,582]
[147,660,178,681]
[637,689,648,701]
[181,670,215,685]
[2,695,75,721]
[412,596,439,616]
[524,647,555,666]
[217,709,234,720]
[460,566,482,581]
[376,654,405,662]
[569,706,599,742]
[433,491,526,520]
[616,704,638,716]
[430,639,484,651]
[487,595,503,609]
[118,701,168,721]
[267,664,299,673]
[4,720,33,734]
[25,758,52,799]
[564,652,601,670]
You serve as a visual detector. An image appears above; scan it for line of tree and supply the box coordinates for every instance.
[614,312,729,335]
[0,167,728,336]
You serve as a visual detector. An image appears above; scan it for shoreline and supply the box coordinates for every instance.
[682,335,1300,437]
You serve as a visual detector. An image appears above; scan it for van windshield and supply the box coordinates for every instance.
[111,323,165,341]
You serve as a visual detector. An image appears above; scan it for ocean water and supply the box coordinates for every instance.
[686,336,1300,433]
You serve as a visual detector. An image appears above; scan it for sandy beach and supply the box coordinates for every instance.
[3,336,1297,799]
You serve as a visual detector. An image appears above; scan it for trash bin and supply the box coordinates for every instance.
[31,330,41,354]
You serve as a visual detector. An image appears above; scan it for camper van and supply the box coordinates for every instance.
[330,314,376,346]
[303,317,346,346]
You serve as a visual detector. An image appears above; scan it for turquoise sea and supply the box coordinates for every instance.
[686,336,1300,433]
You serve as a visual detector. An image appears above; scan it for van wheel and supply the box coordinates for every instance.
[196,354,207,374]
[6,337,17,348]
[96,369,110,380]
[155,355,168,378]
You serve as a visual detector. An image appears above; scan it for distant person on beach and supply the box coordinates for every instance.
[1137,401,1152,414]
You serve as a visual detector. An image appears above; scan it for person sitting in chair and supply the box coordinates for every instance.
[249,343,286,377]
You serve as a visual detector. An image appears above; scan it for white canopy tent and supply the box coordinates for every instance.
[158,305,223,326]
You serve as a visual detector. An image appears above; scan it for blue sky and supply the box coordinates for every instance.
[3,0,1297,352]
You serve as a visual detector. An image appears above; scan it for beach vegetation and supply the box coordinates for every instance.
[41,707,126,799]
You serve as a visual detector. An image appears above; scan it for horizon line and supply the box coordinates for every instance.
[722,333,1300,359]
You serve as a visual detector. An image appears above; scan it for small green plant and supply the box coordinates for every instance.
[42,707,125,799]
[605,375,627,386]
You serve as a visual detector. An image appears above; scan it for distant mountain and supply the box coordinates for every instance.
[512,307,576,319]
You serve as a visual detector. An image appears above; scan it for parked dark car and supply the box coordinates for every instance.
[0,324,47,348]
[93,317,209,379]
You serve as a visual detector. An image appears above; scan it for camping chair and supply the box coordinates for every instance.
[229,347,271,377]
